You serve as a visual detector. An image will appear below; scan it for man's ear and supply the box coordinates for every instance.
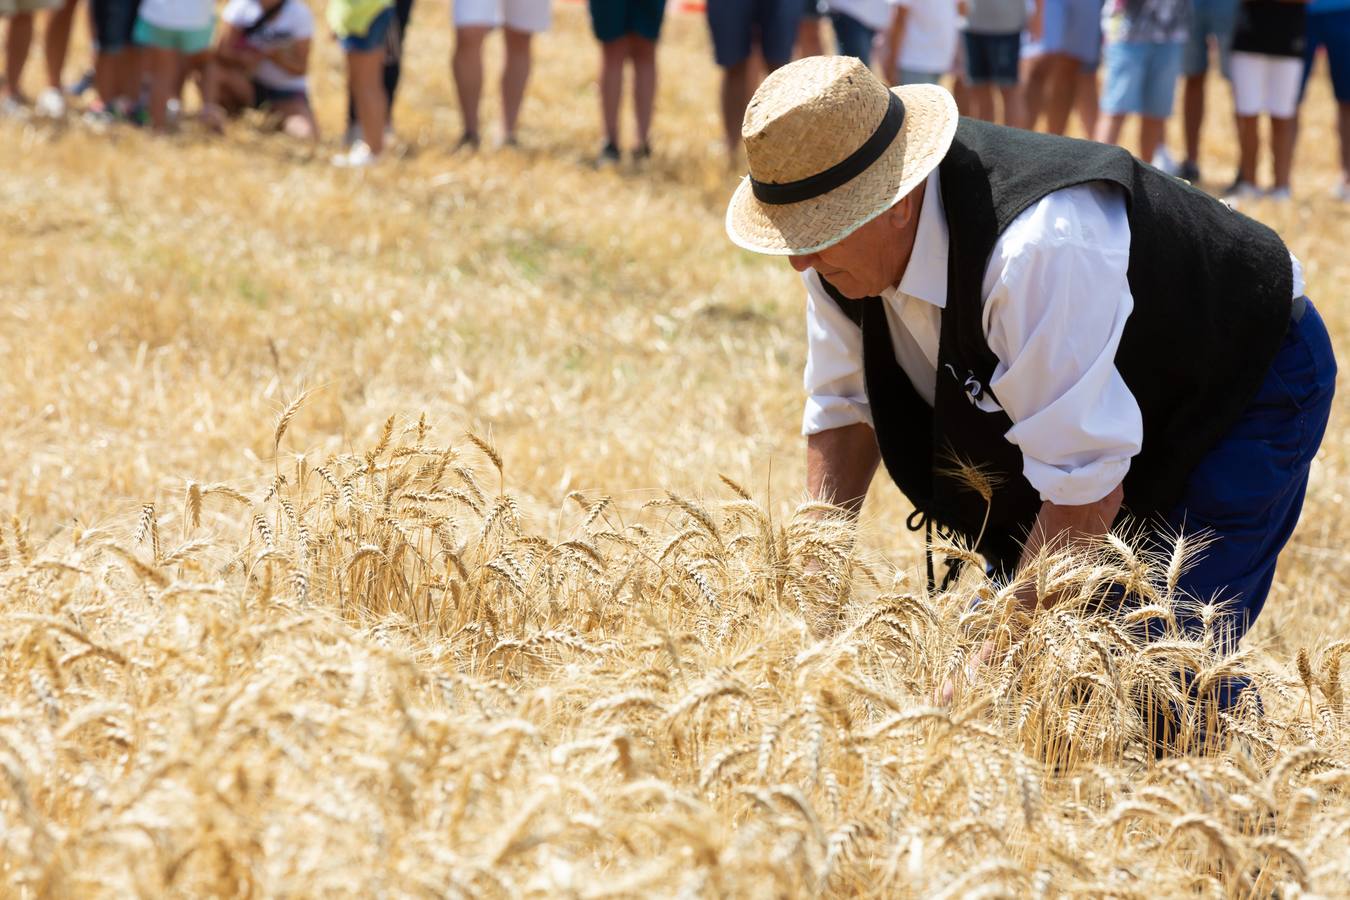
[887,193,916,230]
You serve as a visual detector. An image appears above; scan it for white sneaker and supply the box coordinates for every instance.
[1266,187,1292,202]
[35,87,66,119]
[0,96,29,119]
[1332,180,1350,202]
[1222,180,1263,205]
[332,140,380,168]
[1151,146,1181,177]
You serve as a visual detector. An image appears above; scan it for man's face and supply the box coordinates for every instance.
[787,193,917,299]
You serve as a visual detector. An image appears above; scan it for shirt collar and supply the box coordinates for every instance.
[881,168,948,309]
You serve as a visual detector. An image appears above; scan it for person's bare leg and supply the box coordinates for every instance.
[598,36,624,146]
[1042,53,1078,135]
[43,0,78,90]
[500,27,532,142]
[451,25,488,141]
[1182,72,1205,168]
[951,76,971,111]
[999,82,1026,128]
[1270,114,1295,190]
[967,82,994,120]
[274,95,318,140]
[1235,114,1259,184]
[1075,68,1097,136]
[720,59,749,157]
[796,16,822,57]
[632,35,656,148]
[4,13,34,102]
[211,63,254,113]
[1021,55,1046,128]
[1094,110,1126,146]
[94,50,115,106]
[348,47,387,154]
[1138,114,1165,163]
[146,47,177,130]
[116,47,142,109]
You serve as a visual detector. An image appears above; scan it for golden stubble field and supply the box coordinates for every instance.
[2,4,1349,896]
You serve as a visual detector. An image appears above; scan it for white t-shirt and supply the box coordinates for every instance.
[887,0,959,74]
[139,0,214,31]
[221,0,314,93]
[828,0,893,31]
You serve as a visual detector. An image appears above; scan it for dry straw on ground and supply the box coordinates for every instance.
[1,3,1349,896]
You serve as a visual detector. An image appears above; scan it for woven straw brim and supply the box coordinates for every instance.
[725,84,959,256]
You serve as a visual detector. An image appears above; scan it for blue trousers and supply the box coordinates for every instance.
[1146,298,1336,746]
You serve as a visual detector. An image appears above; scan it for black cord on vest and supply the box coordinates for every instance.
[907,510,965,595]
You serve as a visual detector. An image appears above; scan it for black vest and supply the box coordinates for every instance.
[823,119,1293,571]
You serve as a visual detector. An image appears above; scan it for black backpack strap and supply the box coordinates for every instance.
[244,0,288,37]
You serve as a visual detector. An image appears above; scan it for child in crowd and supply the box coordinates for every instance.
[828,0,891,62]
[883,0,959,84]
[962,0,1028,125]
[1,0,79,117]
[452,0,552,150]
[330,0,394,165]
[1228,0,1308,199]
[206,0,316,140]
[588,0,666,165]
[134,0,215,130]
[344,0,412,147]
[89,0,142,121]
[1094,0,1191,162]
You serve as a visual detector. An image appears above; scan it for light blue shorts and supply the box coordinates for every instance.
[1040,0,1104,66]
[132,17,214,55]
[1101,40,1184,117]
[1183,0,1238,77]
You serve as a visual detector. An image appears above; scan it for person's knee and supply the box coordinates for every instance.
[503,28,532,53]
[630,37,656,63]
[601,38,626,64]
[454,27,488,55]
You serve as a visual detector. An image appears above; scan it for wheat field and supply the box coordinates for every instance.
[2,3,1349,896]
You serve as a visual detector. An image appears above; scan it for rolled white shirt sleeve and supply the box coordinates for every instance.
[802,270,874,435]
[980,183,1144,506]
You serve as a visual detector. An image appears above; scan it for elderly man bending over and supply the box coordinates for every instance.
[725,56,1336,750]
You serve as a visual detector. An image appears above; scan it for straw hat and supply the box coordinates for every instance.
[725,56,959,257]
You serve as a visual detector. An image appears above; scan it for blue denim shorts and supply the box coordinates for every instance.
[1182,0,1237,77]
[1101,40,1184,116]
[340,4,394,52]
[964,30,1021,85]
[706,0,801,67]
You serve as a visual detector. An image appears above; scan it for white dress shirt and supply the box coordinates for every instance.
[801,168,1307,507]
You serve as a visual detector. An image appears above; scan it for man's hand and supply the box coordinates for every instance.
[1013,484,1125,614]
[936,484,1125,705]
[806,423,881,517]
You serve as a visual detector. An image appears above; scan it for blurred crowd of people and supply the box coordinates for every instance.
[1,0,1347,196]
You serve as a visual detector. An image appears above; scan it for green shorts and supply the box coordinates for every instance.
[133,16,214,54]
